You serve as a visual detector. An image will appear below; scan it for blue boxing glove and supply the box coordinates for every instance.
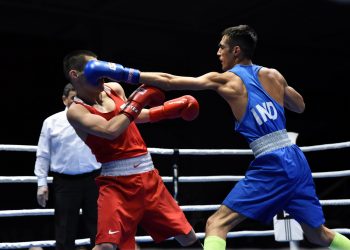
[84,60,140,86]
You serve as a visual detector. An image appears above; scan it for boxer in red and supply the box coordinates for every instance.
[63,50,202,250]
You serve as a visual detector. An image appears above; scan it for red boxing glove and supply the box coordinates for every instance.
[121,84,165,121]
[149,95,199,123]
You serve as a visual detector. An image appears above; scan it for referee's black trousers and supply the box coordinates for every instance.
[52,170,100,250]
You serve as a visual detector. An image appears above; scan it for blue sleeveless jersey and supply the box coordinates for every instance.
[230,64,286,144]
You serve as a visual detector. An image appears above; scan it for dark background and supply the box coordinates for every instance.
[0,0,350,249]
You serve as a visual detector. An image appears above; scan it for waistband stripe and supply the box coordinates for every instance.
[101,153,154,176]
[249,130,293,157]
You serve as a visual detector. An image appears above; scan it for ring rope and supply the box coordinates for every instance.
[1,169,350,184]
[1,141,349,154]
[1,199,350,217]
[1,229,350,249]
[0,231,275,249]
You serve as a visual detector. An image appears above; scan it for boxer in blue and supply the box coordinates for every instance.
[82,24,350,250]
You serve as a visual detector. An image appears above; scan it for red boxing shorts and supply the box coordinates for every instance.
[95,169,192,249]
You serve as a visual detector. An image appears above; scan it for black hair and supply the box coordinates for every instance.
[222,25,258,59]
[63,50,97,80]
[62,83,75,97]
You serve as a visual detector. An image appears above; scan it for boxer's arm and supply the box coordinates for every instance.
[274,71,305,113]
[284,86,305,113]
[83,60,226,91]
[67,84,164,136]
[104,81,152,122]
[104,82,150,123]
[134,109,151,123]
[67,104,131,140]
[120,84,165,122]
[139,72,227,91]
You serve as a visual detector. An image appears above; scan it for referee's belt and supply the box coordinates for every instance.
[50,169,101,179]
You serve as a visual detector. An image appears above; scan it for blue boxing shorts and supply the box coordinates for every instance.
[223,145,325,228]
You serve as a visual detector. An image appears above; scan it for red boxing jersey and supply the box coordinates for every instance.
[74,87,148,163]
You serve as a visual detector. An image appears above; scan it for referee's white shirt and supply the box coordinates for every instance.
[34,109,101,186]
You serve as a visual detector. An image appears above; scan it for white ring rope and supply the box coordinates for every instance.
[2,169,350,184]
[0,145,37,152]
[0,231,276,249]
[1,141,349,154]
[1,229,350,249]
[1,199,350,217]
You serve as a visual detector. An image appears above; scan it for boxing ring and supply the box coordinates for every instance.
[1,136,350,249]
